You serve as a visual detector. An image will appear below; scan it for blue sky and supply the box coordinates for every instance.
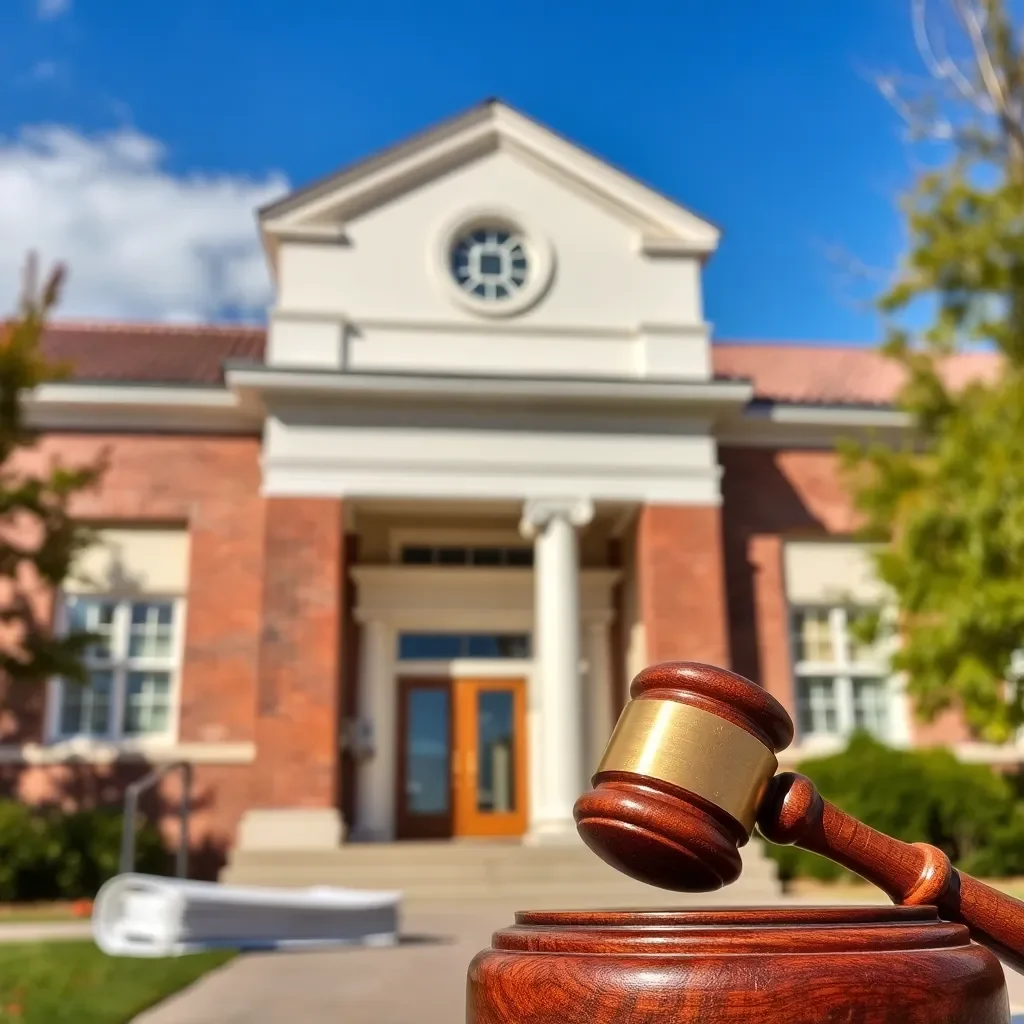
[0,0,929,341]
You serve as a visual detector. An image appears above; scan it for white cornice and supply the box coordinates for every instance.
[226,365,754,411]
[24,384,261,434]
[259,101,719,264]
[767,405,910,428]
[717,402,912,449]
[20,378,919,448]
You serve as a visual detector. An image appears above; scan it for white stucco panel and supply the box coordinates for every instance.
[272,148,710,379]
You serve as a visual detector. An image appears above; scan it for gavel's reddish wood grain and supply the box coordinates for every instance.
[574,660,1024,976]
[575,662,793,891]
[760,770,1024,973]
[466,907,1008,1024]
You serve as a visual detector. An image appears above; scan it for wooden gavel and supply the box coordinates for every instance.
[574,661,1024,973]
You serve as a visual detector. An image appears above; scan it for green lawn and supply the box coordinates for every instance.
[0,941,234,1024]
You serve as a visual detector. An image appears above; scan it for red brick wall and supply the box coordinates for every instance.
[636,505,731,668]
[253,497,344,810]
[719,447,858,716]
[718,446,975,747]
[0,432,266,867]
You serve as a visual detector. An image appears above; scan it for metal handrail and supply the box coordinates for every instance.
[119,760,193,878]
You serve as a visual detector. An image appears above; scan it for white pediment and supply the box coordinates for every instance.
[261,101,719,381]
[259,100,719,258]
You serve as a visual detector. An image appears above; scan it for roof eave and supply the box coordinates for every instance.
[224,364,754,411]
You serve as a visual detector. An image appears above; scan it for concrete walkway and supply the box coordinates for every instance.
[130,900,1024,1024]
[132,903,513,1024]
[2,902,1018,1022]
[0,920,91,943]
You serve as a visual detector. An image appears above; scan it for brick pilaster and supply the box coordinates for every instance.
[254,497,344,809]
[636,504,731,669]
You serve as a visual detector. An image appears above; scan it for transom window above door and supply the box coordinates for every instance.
[400,545,533,567]
[397,632,531,660]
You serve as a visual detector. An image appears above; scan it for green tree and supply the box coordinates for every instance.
[0,256,104,687]
[845,0,1024,740]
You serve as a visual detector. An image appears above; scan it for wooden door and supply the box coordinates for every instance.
[453,678,528,838]
[396,678,453,839]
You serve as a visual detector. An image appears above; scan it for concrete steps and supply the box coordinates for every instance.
[221,838,782,907]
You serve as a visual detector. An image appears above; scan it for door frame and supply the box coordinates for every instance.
[453,677,528,838]
[395,677,453,840]
[395,674,528,840]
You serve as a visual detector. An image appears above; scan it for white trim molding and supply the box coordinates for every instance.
[778,740,1024,768]
[24,383,261,434]
[952,742,1024,765]
[0,741,257,766]
[351,565,620,628]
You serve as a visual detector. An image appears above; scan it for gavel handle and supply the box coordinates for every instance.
[759,772,1024,973]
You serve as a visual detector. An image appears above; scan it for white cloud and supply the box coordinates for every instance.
[0,124,290,321]
[36,0,71,19]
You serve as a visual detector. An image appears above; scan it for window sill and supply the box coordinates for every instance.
[0,740,256,766]
[778,738,1024,767]
[777,738,845,765]
[952,741,1024,765]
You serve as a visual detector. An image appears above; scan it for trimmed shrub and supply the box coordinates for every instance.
[763,731,1024,883]
[0,802,56,902]
[0,801,169,902]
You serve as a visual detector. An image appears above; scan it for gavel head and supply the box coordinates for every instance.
[574,662,794,892]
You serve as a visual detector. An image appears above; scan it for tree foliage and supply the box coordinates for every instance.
[845,0,1024,740]
[0,256,104,685]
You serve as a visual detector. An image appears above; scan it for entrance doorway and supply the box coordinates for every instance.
[396,677,527,839]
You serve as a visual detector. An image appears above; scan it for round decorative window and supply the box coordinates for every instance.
[435,209,554,318]
[449,227,529,302]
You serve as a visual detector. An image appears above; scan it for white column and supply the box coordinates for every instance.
[585,620,615,777]
[521,497,594,842]
[354,619,396,841]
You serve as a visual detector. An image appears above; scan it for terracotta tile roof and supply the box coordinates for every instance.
[712,342,1000,406]
[39,321,266,386]
[31,321,1003,407]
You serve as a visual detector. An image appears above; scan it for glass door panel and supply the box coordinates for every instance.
[397,679,452,839]
[454,678,527,837]
[475,689,515,813]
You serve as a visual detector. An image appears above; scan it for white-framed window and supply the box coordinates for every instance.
[51,594,184,742]
[790,605,893,742]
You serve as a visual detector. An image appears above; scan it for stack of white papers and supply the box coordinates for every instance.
[92,873,401,958]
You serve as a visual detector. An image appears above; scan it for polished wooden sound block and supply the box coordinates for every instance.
[467,905,1009,1023]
